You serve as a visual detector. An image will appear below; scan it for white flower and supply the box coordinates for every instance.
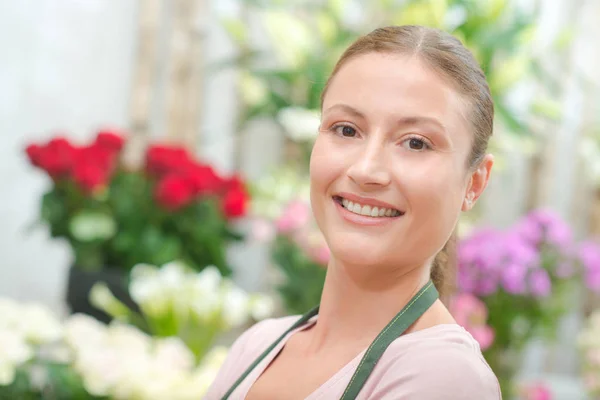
[0,329,33,386]
[131,263,159,281]
[0,361,16,386]
[154,337,195,371]
[107,324,152,355]
[195,266,222,293]
[263,11,314,68]
[159,261,188,290]
[185,346,230,398]
[249,294,275,321]
[18,304,63,344]
[240,72,269,107]
[277,107,321,142]
[76,347,123,397]
[0,329,34,365]
[0,298,20,328]
[221,283,250,328]
[64,314,106,350]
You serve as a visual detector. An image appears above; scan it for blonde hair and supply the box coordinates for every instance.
[321,25,494,298]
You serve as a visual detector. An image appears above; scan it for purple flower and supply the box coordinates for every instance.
[515,218,544,246]
[528,268,551,297]
[579,241,600,292]
[475,275,499,296]
[585,269,600,293]
[504,233,540,267]
[546,221,572,248]
[502,263,527,295]
[458,269,477,293]
[517,209,573,250]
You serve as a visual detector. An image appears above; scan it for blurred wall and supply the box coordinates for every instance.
[0,1,138,313]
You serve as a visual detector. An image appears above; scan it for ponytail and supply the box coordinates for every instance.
[430,230,458,303]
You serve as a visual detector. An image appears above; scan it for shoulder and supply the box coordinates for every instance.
[203,315,301,399]
[367,325,501,400]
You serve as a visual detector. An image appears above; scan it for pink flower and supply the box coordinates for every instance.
[250,218,276,243]
[293,228,330,266]
[449,293,495,350]
[276,200,311,233]
[519,382,552,400]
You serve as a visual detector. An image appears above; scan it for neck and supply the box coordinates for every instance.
[306,258,434,354]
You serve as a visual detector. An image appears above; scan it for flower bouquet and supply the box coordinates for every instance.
[456,209,600,396]
[90,261,275,360]
[0,296,230,400]
[25,130,249,275]
[25,130,250,320]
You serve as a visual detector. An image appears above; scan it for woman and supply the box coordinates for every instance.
[205,25,500,399]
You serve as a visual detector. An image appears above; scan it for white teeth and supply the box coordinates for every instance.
[338,197,401,218]
[361,205,371,216]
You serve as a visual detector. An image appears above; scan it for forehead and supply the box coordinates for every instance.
[323,53,469,133]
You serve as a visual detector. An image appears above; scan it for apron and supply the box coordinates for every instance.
[220,280,439,400]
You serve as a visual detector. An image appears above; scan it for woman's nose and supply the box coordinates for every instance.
[346,140,391,189]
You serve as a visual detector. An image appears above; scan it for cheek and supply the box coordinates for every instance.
[399,156,466,215]
[309,135,344,190]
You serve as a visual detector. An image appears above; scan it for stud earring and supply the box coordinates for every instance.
[466,195,474,207]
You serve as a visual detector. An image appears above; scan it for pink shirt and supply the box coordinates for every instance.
[204,316,501,399]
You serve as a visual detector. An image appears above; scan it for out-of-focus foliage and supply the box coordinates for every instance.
[225,0,557,156]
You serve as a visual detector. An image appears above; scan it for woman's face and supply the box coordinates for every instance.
[310,52,492,276]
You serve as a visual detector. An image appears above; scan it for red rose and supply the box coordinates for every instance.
[145,145,193,177]
[38,137,76,177]
[222,186,248,218]
[155,175,195,211]
[95,130,125,152]
[185,164,224,196]
[72,161,108,193]
[76,144,118,172]
[25,144,43,167]
[223,174,246,194]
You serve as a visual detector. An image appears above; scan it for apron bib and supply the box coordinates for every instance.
[221,281,439,400]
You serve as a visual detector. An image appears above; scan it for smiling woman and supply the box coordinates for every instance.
[205,25,500,400]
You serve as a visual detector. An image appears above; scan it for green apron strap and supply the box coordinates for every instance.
[220,281,438,400]
[339,281,439,400]
[220,305,320,400]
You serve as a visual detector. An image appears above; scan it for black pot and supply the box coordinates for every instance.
[65,266,139,323]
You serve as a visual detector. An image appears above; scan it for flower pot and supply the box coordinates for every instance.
[65,266,138,323]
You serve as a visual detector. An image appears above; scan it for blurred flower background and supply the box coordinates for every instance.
[2,0,600,398]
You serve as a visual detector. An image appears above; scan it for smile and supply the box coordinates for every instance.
[333,195,403,218]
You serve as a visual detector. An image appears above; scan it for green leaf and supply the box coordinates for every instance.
[69,211,117,242]
[41,190,69,237]
[0,368,38,400]
[44,362,106,400]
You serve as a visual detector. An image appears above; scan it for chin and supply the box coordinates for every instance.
[328,238,389,269]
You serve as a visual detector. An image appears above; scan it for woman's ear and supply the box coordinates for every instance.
[462,154,494,211]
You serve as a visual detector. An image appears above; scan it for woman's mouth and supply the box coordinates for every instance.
[333,195,403,218]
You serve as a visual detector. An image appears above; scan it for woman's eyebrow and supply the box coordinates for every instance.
[397,116,446,133]
[323,104,366,120]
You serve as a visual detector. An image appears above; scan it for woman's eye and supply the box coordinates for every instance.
[404,137,430,151]
[334,125,357,138]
